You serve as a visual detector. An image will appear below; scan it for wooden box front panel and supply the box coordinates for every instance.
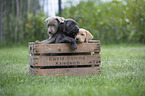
[29,67,101,76]
[29,54,101,67]
[29,40,101,76]
[29,40,100,54]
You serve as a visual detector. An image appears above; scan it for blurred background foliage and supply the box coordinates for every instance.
[62,0,145,44]
[24,12,47,42]
[0,0,145,45]
[0,0,48,45]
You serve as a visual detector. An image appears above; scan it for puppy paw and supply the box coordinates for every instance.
[35,40,41,44]
[71,45,77,50]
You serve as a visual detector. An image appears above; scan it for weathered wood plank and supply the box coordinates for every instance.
[29,40,100,54]
[29,42,34,54]
[29,67,101,76]
[33,43,100,54]
[29,54,101,66]
[88,40,100,43]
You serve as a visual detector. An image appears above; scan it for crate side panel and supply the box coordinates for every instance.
[29,54,35,66]
[30,54,101,66]
[29,42,34,54]
[34,43,100,54]
[30,67,101,76]
[29,67,35,76]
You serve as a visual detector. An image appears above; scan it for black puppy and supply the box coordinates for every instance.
[55,19,79,50]
[51,19,79,56]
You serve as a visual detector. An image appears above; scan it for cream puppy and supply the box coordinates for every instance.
[75,28,93,43]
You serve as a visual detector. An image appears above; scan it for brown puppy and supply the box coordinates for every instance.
[75,28,93,43]
[36,16,65,44]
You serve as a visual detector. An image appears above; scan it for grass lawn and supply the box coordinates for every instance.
[0,44,145,96]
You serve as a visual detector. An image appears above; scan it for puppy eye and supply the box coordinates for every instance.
[81,34,85,36]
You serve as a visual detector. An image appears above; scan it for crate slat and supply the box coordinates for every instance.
[29,41,100,54]
[29,67,101,76]
[29,54,101,66]
[29,42,34,54]
[34,43,100,54]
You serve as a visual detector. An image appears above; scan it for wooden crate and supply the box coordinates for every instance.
[29,40,101,76]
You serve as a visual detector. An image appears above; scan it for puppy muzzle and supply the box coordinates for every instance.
[76,37,82,43]
[76,37,79,41]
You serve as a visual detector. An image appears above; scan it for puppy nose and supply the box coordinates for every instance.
[76,37,79,40]
[49,32,52,34]
[47,31,51,34]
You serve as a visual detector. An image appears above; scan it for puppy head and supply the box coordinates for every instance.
[63,19,79,38]
[76,28,93,43]
[45,16,65,37]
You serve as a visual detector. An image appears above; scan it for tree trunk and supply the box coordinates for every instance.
[7,0,11,43]
[28,0,30,15]
[58,0,62,16]
[19,0,23,42]
[15,0,19,43]
[0,0,3,44]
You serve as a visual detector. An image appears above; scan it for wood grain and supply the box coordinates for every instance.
[29,40,100,54]
[28,40,101,76]
[29,54,101,66]
[29,67,101,76]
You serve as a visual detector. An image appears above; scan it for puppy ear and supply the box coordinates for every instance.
[85,30,94,42]
[55,16,65,23]
[44,16,65,25]
[65,19,77,25]
[44,18,49,25]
